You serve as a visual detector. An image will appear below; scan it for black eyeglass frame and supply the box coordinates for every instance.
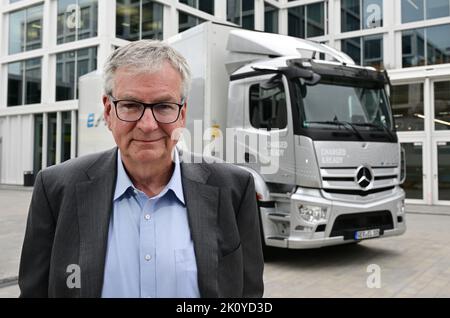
[108,95,185,124]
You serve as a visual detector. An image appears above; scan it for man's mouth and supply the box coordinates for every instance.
[133,137,165,143]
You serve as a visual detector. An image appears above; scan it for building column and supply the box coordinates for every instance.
[279,7,288,35]
[328,0,340,49]
[383,0,396,70]
[97,0,116,76]
[71,109,77,158]
[254,0,265,31]
[215,0,227,21]
[56,111,62,164]
[42,112,48,169]
[163,0,179,39]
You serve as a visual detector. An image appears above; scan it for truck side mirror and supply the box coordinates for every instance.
[303,73,321,86]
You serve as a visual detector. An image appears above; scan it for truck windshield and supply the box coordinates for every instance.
[295,80,393,133]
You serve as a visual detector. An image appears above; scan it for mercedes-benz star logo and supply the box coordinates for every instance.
[356,166,373,189]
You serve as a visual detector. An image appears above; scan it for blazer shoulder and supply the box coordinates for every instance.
[202,162,253,193]
[39,148,117,184]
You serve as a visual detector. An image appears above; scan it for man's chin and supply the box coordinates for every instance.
[135,149,161,159]
[129,148,169,164]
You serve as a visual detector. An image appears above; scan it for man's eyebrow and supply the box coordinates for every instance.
[117,94,178,103]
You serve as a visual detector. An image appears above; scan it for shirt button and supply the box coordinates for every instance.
[144,214,151,220]
[145,254,152,261]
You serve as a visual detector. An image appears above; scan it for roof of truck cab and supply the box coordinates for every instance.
[227,29,355,65]
[231,56,377,78]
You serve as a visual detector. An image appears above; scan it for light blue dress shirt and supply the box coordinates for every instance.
[101,149,200,298]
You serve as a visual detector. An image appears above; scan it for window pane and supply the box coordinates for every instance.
[264,4,278,34]
[242,0,254,30]
[61,111,72,162]
[390,83,424,131]
[181,0,214,15]
[26,5,43,51]
[47,113,57,167]
[33,114,43,175]
[426,0,450,19]
[7,62,23,106]
[434,81,450,131]
[56,51,76,101]
[227,0,241,25]
[402,28,425,67]
[76,47,97,99]
[142,0,164,40]
[9,10,26,54]
[401,142,423,199]
[25,58,41,104]
[57,0,97,43]
[401,0,424,23]
[57,0,77,44]
[437,142,450,201]
[249,81,287,129]
[198,0,214,15]
[426,24,450,66]
[363,34,383,69]
[180,0,195,6]
[288,6,305,38]
[116,0,140,41]
[56,47,97,101]
[363,0,382,29]
[341,37,361,65]
[307,2,324,37]
[78,0,98,40]
[341,0,360,32]
[178,11,204,33]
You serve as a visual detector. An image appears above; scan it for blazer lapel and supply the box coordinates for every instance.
[76,148,117,298]
[181,162,220,298]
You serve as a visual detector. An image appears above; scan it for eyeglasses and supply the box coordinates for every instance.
[108,95,184,124]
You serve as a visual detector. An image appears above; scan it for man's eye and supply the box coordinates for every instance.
[119,102,141,109]
[155,103,177,111]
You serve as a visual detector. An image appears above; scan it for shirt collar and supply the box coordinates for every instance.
[114,148,185,205]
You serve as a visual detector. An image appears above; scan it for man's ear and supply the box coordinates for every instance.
[102,95,112,131]
[180,100,187,127]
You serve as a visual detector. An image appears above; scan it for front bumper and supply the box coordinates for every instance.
[261,186,406,249]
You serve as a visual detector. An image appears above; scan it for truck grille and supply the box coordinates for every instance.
[330,210,394,239]
[320,166,399,195]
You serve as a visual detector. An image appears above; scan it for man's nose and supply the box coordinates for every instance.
[136,107,159,131]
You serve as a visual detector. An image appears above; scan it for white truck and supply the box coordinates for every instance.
[79,21,407,249]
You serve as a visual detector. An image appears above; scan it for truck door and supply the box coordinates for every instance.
[237,74,296,185]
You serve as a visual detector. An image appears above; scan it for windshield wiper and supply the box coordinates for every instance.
[353,122,395,141]
[304,120,364,140]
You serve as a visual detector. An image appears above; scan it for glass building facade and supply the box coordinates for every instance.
[0,0,449,206]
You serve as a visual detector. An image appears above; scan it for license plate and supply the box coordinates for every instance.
[354,229,380,240]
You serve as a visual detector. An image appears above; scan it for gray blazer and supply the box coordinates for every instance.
[18,148,264,298]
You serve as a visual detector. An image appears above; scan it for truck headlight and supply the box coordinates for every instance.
[298,205,327,224]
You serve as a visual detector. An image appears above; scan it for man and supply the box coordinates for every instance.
[18,40,264,298]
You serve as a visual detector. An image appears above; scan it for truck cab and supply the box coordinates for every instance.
[228,56,406,248]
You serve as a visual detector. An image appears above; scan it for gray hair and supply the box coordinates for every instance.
[103,40,191,101]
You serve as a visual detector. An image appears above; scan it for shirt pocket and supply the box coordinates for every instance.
[174,246,200,298]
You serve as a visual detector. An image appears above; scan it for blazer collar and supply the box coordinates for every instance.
[180,161,220,298]
[76,147,117,298]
